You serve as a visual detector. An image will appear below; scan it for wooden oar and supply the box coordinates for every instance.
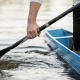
[0,2,80,58]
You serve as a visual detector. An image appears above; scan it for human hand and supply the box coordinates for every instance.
[27,22,40,39]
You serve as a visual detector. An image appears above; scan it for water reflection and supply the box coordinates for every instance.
[0,0,80,80]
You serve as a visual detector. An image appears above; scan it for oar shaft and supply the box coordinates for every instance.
[38,2,80,32]
[9,36,27,50]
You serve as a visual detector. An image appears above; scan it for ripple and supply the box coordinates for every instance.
[0,0,79,80]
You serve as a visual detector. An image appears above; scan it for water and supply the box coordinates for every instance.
[0,0,80,80]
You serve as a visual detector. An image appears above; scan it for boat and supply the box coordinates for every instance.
[45,28,80,74]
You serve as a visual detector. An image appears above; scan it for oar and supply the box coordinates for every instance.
[0,2,80,58]
[0,36,27,58]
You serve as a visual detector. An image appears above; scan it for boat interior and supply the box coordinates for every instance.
[47,29,73,49]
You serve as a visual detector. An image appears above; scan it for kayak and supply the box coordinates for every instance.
[45,28,80,74]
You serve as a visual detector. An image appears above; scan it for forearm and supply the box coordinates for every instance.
[28,2,41,23]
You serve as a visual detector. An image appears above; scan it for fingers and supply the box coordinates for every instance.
[27,29,39,39]
[27,23,40,39]
[38,32,41,37]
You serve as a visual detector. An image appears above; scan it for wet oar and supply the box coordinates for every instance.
[0,2,80,58]
[0,36,27,58]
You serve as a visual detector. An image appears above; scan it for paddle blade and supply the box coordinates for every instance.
[0,36,27,58]
[0,47,11,58]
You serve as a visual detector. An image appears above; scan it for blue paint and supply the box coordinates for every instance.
[45,28,80,74]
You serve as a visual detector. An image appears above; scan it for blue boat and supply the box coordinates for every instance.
[45,28,80,74]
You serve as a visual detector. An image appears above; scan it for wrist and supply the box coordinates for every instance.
[28,15,36,24]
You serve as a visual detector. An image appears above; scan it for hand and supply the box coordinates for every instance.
[27,22,40,39]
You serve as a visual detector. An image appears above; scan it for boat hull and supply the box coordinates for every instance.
[45,29,80,74]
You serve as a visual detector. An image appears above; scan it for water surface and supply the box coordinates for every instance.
[0,0,80,80]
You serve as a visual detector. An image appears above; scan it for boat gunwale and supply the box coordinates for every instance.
[45,29,80,61]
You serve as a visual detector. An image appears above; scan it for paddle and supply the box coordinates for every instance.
[0,2,80,58]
